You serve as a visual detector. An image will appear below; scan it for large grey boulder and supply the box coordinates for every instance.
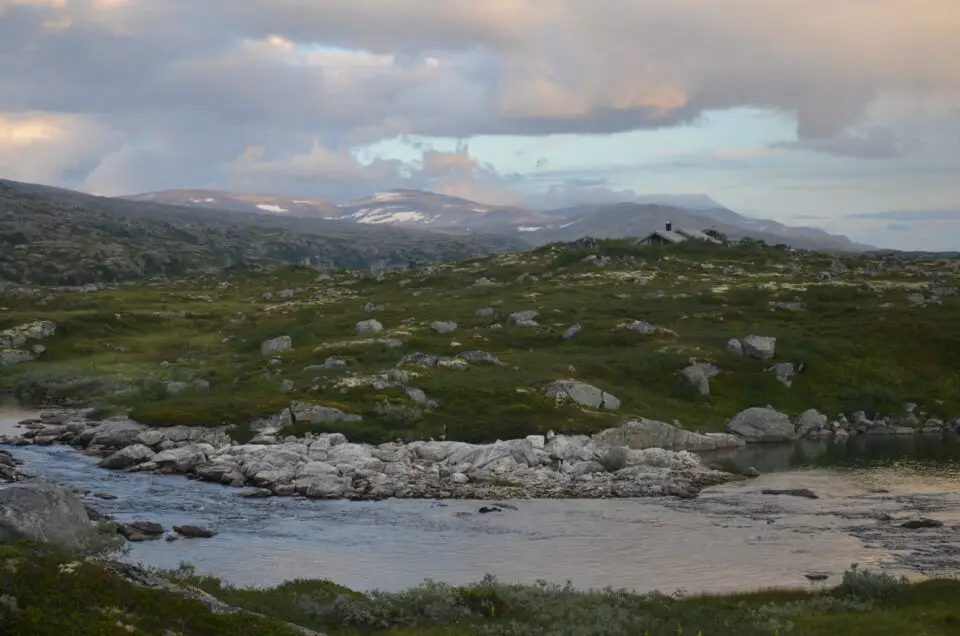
[152,444,211,472]
[742,335,777,360]
[99,444,156,469]
[594,419,744,452]
[0,479,115,553]
[545,380,620,410]
[726,407,796,442]
[79,419,146,449]
[261,335,292,356]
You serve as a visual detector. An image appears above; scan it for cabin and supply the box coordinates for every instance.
[637,223,723,246]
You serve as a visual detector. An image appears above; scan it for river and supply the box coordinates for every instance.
[3,404,960,595]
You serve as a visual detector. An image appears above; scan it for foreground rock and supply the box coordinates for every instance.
[0,478,119,552]
[3,412,737,501]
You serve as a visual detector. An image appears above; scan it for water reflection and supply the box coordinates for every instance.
[702,434,960,475]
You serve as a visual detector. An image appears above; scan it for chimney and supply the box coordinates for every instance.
[665,221,672,232]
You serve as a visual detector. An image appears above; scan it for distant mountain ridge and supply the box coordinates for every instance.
[0,180,527,285]
[125,189,872,251]
[125,187,871,252]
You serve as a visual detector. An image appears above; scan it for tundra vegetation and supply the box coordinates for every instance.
[2,542,960,635]
[1,239,958,446]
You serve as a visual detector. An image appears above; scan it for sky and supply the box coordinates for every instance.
[1,0,959,249]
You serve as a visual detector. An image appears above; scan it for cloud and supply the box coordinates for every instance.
[3,1,958,139]
[0,0,958,220]
[771,126,920,159]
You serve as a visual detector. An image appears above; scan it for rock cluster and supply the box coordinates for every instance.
[2,411,737,501]
[723,405,959,442]
[0,320,56,367]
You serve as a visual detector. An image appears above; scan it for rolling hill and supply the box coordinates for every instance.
[0,180,527,286]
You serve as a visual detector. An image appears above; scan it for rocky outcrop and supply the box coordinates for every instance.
[0,320,56,367]
[726,407,797,442]
[0,478,118,553]
[594,419,744,452]
[3,410,735,501]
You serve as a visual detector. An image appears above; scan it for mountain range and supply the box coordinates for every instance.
[0,180,525,286]
[0,177,878,285]
[127,188,870,251]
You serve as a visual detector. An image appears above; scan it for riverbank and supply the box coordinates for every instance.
[1,409,743,501]
[3,540,960,636]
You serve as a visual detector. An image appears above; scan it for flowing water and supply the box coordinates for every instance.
[3,404,960,595]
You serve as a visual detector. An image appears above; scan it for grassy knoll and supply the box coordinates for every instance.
[2,240,958,443]
[3,542,960,635]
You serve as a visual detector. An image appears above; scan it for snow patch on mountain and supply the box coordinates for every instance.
[256,203,288,213]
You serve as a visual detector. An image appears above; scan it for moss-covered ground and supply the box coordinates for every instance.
[3,542,960,635]
[2,240,958,443]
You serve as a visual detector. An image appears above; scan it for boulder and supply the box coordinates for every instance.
[726,407,796,442]
[356,319,383,335]
[766,362,797,387]
[292,403,362,424]
[81,419,146,449]
[561,324,582,340]
[726,338,743,355]
[456,350,502,365]
[545,380,620,410]
[0,479,114,552]
[173,524,218,539]
[625,321,657,335]
[122,521,165,541]
[795,409,828,437]
[508,310,539,326]
[260,336,293,356]
[430,321,458,334]
[98,444,156,470]
[594,419,745,452]
[742,335,776,360]
[152,444,210,472]
[680,363,720,395]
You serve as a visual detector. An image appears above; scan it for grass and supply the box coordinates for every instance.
[2,240,958,443]
[5,542,960,635]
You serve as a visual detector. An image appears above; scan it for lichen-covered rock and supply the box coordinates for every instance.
[545,380,620,410]
[594,419,744,452]
[742,335,777,360]
[355,319,383,335]
[0,479,115,553]
[430,321,458,334]
[260,336,292,356]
